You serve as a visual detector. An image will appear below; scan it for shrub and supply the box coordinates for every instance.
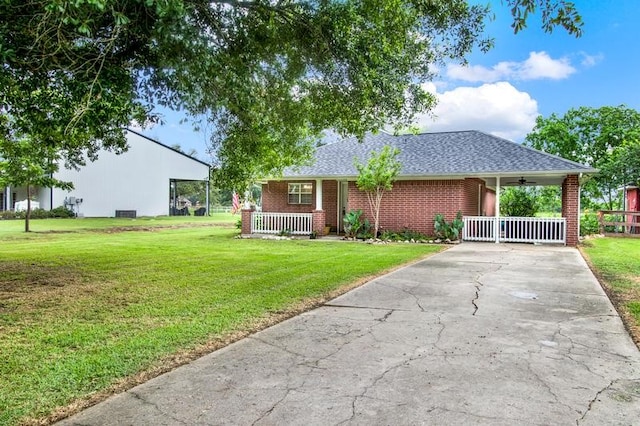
[343,209,364,238]
[278,228,292,237]
[0,206,74,220]
[500,188,538,217]
[1,210,17,220]
[357,219,373,239]
[50,206,75,218]
[434,211,464,241]
[580,212,600,236]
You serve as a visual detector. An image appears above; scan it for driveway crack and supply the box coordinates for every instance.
[471,273,484,316]
[576,379,616,425]
[129,390,188,425]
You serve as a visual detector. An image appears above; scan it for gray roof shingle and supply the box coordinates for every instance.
[282,130,595,178]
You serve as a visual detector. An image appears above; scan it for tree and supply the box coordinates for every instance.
[355,145,401,237]
[524,105,640,210]
[500,187,539,217]
[0,137,72,232]
[1,1,583,192]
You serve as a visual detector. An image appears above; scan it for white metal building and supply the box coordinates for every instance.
[1,129,211,217]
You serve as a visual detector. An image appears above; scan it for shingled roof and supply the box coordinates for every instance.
[282,130,595,180]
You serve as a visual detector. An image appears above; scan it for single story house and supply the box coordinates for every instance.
[1,129,210,217]
[242,130,596,246]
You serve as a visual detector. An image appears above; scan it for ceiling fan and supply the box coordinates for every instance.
[506,177,537,185]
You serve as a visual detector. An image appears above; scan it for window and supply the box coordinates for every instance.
[288,183,313,204]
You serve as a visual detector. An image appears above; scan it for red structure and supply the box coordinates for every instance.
[626,186,639,234]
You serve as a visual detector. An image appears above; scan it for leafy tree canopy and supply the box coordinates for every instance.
[1,0,583,190]
[524,105,640,210]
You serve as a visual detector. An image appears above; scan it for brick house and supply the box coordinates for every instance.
[244,130,595,246]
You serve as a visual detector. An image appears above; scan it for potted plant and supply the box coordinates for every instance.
[324,224,332,235]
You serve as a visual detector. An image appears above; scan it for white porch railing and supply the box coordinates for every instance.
[462,216,496,242]
[463,216,566,244]
[251,212,313,235]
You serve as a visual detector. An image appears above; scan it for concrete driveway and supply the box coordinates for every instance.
[60,243,640,425]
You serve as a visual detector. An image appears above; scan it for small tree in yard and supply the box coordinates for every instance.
[0,137,72,232]
[355,145,401,238]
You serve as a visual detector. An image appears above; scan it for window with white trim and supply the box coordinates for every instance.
[288,183,313,204]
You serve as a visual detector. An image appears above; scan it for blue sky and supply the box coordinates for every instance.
[138,1,640,160]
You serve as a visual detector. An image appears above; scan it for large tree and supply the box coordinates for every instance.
[525,105,640,210]
[1,1,583,190]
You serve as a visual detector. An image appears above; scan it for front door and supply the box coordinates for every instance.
[338,181,348,234]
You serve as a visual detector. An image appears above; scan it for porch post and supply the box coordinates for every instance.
[562,174,580,246]
[241,208,253,236]
[315,179,323,210]
[7,186,12,211]
[314,179,325,236]
[495,176,501,243]
[205,180,210,216]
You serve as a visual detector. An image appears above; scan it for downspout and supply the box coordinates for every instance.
[578,173,583,243]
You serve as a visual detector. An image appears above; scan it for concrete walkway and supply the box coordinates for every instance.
[60,243,640,425]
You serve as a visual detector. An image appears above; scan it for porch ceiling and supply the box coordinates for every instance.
[484,174,569,188]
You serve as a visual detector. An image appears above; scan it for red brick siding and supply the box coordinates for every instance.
[347,180,469,236]
[484,189,496,216]
[262,181,316,213]
[322,180,338,228]
[562,174,580,246]
[241,209,252,235]
[312,210,326,234]
[262,180,338,227]
[462,178,486,216]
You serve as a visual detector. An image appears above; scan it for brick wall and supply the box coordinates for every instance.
[347,179,470,236]
[262,180,338,228]
[562,174,580,246]
[462,178,486,216]
[262,181,316,213]
[322,180,338,228]
[484,189,496,216]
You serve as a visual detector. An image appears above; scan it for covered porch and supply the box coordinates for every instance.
[461,173,581,245]
[244,173,583,246]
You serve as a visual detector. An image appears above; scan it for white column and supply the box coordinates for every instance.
[495,176,501,243]
[315,179,323,210]
[205,180,210,216]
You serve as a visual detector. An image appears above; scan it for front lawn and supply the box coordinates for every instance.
[0,218,441,425]
[581,237,640,347]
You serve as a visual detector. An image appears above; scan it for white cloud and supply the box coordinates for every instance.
[412,82,539,141]
[580,52,604,67]
[446,51,576,83]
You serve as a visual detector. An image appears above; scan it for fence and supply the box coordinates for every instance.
[598,210,640,237]
[463,216,566,244]
[251,212,313,235]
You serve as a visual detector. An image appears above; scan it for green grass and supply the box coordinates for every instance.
[0,213,235,237]
[581,237,640,342]
[0,217,441,425]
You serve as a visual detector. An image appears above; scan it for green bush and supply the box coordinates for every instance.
[380,228,429,242]
[0,206,74,220]
[51,206,75,218]
[500,188,538,217]
[343,209,364,238]
[434,211,464,241]
[580,212,600,236]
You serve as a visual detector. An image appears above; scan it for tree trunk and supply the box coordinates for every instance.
[25,184,31,232]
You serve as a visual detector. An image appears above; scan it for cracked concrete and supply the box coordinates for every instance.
[58,243,640,425]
